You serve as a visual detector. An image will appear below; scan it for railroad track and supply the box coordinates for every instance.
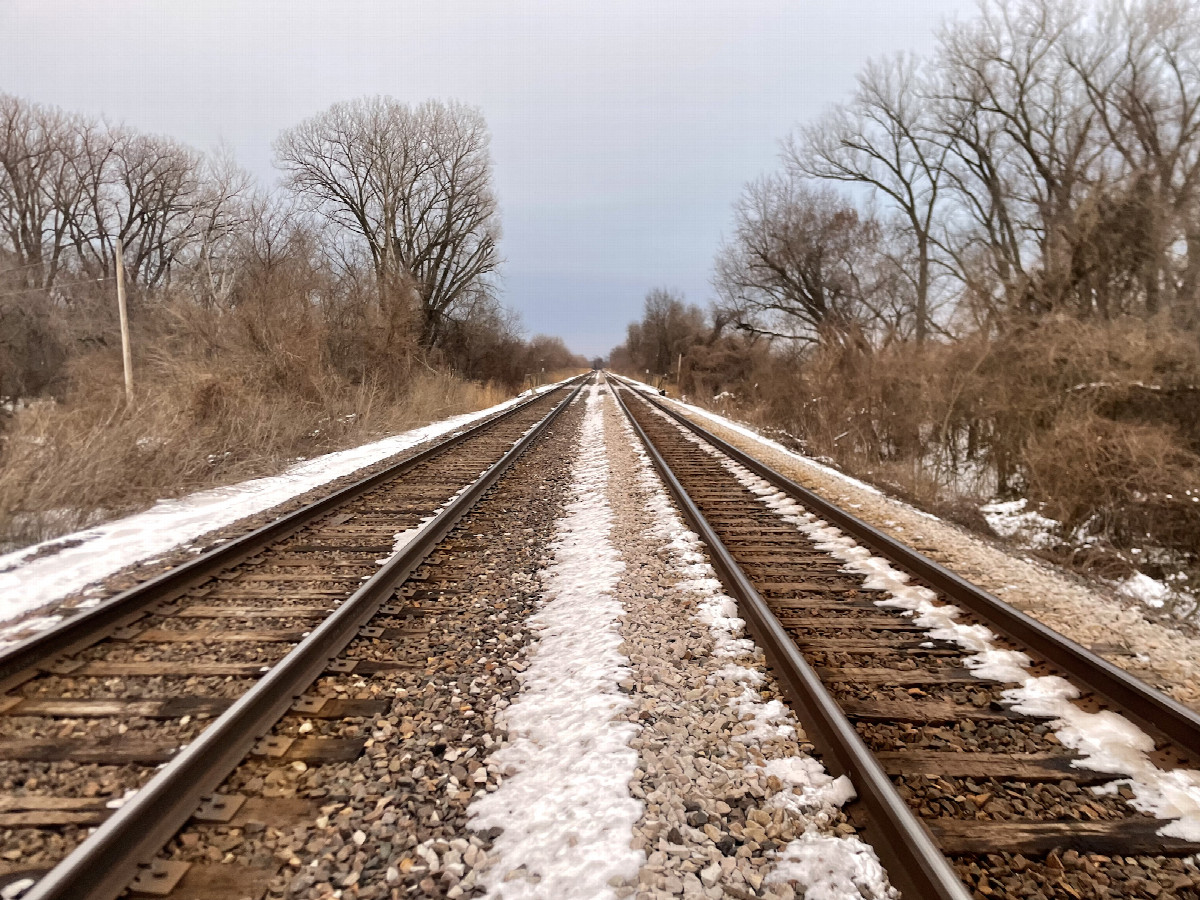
[612,377,1200,900]
[0,377,585,900]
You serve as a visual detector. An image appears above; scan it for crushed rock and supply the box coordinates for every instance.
[669,404,1200,714]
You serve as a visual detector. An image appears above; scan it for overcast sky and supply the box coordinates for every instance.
[1,0,973,357]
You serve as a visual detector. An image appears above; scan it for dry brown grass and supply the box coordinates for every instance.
[1024,411,1200,547]
[700,315,1200,570]
[0,329,509,553]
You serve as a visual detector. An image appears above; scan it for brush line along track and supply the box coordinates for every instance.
[612,378,1200,900]
[0,378,584,900]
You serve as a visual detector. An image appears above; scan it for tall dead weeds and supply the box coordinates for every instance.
[0,301,509,552]
[725,316,1200,576]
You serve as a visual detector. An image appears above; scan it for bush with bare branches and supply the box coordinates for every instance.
[0,93,585,551]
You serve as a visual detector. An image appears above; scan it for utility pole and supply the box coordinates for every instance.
[676,352,683,389]
[115,237,133,405]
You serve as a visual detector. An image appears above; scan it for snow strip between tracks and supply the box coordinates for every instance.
[0,385,561,633]
[468,383,643,899]
[623,398,894,900]
[662,409,1200,843]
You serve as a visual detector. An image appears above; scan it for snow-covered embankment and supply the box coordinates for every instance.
[0,386,559,643]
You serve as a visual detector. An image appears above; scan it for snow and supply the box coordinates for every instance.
[1117,571,1172,609]
[1004,678,1200,839]
[979,498,1060,549]
[768,830,894,900]
[660,408,1200,842]
[619,390,894,900]
[1,880,34,900]
[468,382,643,899]
[1113,568,1197,617]
[0,384,562,639]
[105,788,138,810]
[758,757,859,813]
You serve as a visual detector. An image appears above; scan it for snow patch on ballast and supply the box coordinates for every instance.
[619,393,895,900]
[468,382,643,898]
[660,406,1200,843]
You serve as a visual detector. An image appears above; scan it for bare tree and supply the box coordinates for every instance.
[275,97,501,349]
[1066,0,1200,316]
[61,124,248,296]
[933,0,1106,316]
[714,177,880,344]
[0,91,575,408]
[0,94,85,291]
[183,148,254,307]
[522,333,585,373]
[632,289,706,375]
[789,54,948,342]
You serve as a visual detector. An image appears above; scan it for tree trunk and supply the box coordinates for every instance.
[916,232,929,344]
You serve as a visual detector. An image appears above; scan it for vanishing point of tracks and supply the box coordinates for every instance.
[0,378,584,900]
[613,378,1200,900]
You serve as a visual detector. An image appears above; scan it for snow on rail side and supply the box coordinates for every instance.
[0,384,562,632]
[621,395,895,900]
[661,407,1200,843]
[623,374,1199,617]
[614,374,885,499]
[468,382,643,898]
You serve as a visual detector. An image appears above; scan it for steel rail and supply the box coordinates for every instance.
[616,377,1200,758]
[0,377,584,690]
[610,380,971,900]
[23,378,586,900]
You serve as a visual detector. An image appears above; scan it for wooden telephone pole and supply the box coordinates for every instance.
[115,237,133,404]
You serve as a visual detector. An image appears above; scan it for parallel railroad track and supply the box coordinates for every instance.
[6,371,1199,900]
[0,377,585,900]
[613,378,1200,900]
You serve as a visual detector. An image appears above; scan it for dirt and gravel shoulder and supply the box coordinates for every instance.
[666,401,1200,713]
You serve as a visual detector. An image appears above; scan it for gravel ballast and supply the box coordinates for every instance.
[665,400,1200,713]
[137,399,589,900]
[193,383,897,899]
[599,384,894,900]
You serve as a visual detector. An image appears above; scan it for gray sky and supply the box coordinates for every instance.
[1,0,972,357]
